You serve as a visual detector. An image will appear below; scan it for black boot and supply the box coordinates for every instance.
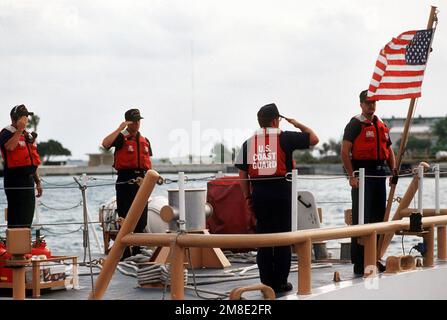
[132,246,142,256]
[353,263,364,276]
[120,247,132,261]
[274,282,293,294]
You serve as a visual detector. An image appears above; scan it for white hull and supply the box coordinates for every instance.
[284,262,447,300]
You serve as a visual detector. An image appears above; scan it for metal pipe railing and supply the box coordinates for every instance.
[438,226,447,260]
[120,214,447,299]
[295,239,312,295]
[401,208,447,217]
[91,167,447,300]
[122,215,447,249]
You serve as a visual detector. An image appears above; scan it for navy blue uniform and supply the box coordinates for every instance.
[0,128,37,228]
[343,117,391,272]
[111,133,153,257]
[235,130,309,290]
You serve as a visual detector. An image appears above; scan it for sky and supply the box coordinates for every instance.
[0,0,445,160]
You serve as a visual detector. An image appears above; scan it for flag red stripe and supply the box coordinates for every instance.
[386,48,406,55]
[376,60,387,70]
[387,59,407,65]
[384,70,425,77]
[399,30,417,36]
[378,81,422,89]
[372,73,382,82]
[368,84,378,93]
[390,38,412,46]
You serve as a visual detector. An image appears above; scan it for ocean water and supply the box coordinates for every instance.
[0,172,446,258]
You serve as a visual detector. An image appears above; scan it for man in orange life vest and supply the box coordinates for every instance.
[341,90,397,275]
[0,105,43,228]
[235,103,319,294]
[102,109,152,259]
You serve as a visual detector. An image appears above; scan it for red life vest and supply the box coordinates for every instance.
[247,128,287,177]
[113,131,152,171]
[351,115,391,161]
[1,126,41,169]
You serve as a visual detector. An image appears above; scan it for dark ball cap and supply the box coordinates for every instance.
[125,108,144,122]
[257,103,283,120]
[10,104,34,121]
[359,90,371,103]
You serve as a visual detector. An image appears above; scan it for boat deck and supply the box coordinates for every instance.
[0,249,359,300]
[3,247,445,301]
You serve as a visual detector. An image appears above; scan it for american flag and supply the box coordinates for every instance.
[367,29,433,100]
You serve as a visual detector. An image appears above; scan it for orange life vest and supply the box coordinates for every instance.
[113,131,152,171]
[1,126,41,169]
[351,115,391,161]
[247,128,287,177]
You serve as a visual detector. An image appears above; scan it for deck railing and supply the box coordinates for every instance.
[90,170,447,300]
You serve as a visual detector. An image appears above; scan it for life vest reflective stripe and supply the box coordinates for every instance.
[247,128,287,177]
[113,131,152,170]
[351,115,390,161]
[0,127,41,169]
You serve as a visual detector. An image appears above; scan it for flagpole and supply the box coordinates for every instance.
[377,5,438,259]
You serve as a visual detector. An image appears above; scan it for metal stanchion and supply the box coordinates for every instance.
[73,174,95,292]
[291,169,298,231]
[435,164,440,215]
[418,165,424,216]
[178,172,186,232]
[359,168,365,225]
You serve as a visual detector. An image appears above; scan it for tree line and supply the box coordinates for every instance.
[26,115,71,163]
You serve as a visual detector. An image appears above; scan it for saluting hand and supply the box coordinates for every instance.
[284,117,306,131]
[118,121,133,131]
[284,117,298,126]
[17,116,28,131]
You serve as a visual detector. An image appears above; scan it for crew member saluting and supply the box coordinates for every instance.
[0,105,43,228]
[235,103,319,294]
[102,109,152,259]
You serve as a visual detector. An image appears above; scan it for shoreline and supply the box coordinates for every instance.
[2,162,446,177]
